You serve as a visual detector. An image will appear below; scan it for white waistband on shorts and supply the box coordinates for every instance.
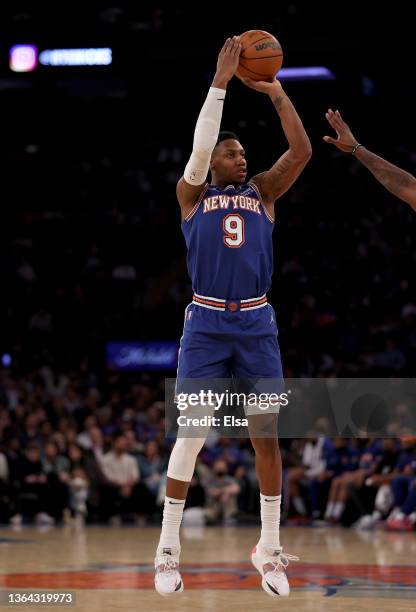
[192,293,268,312]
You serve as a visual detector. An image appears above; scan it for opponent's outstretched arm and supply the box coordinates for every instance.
[177,36,241,217]
[241,78,312,210]
[324,108,416,211]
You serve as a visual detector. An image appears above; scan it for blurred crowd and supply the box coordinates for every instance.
[0,366,415,531]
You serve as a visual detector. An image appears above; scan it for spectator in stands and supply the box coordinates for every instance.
[100,434,150,522]
[320,438,360,522]
[42,440,70,521]
[0,450,11,522]
[206,459,240,525]
[10,442,54,526]
[77,415,99,450]
[137,440,166,499]
[352,438,400,529]
[284,437,326,520]
[386,436,416,531]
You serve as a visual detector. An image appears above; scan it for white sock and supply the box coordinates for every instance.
[260,493,281,549]
[157,497,185,552]
[325,501,335,518]
[333,501,345,520]
[293,496,307,515]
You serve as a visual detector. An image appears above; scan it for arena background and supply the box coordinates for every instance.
[0,3,415,610]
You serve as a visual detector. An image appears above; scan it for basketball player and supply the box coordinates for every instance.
[154,36,312,597]
[324,109,416,210]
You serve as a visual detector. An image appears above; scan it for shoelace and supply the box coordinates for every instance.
[269,552,299,573]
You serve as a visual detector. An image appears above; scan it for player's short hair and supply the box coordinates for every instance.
[215,131,240,146]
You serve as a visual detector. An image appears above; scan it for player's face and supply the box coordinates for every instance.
[211,139,247,184]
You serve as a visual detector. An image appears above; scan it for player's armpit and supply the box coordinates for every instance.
[250,149,311,206]
[176,177,208,218]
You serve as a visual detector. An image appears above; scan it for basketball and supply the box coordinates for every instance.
[237,30,283,82]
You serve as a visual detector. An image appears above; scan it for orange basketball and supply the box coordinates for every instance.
[237,30,283,82]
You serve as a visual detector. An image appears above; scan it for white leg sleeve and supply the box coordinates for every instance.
[167,437,206,482]
[183,86,226,185]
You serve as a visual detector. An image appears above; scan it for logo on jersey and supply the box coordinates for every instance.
[203,195,261,215]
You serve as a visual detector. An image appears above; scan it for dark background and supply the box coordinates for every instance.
[0,1,415,375]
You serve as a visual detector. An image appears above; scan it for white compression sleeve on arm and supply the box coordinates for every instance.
[183,87,226,185]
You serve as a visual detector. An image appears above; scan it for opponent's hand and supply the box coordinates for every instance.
[213,36,241,88]
[238,76,284,97]
[323,109,359,153]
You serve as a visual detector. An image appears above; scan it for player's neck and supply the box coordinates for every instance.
[211,179,242,189]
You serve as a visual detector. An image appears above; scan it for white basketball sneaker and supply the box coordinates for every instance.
[154,546,184,596]
[251,542,299,597]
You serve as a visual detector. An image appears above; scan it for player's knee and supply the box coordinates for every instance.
[167,437,206,482]
[251,437,280,458]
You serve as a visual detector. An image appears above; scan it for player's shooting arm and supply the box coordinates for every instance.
[245,80,312,207]
[177,36,241,217]
[324,109,416,211]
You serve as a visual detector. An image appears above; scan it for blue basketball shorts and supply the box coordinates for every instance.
[177,298,283,382]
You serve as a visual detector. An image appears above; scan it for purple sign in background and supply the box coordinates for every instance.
[107,341,179,371]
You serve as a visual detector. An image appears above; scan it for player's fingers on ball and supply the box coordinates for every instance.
[234,42,242,56]
[222,38,231,52]
[231,37,240,53]
[228,38,236,53]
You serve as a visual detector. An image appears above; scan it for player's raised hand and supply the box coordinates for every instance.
[237,76,284,98]
[213,36,242,88]
[323,109,359,153]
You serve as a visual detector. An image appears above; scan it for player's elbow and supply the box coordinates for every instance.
[291,142,312,164]
[300,141,313,162]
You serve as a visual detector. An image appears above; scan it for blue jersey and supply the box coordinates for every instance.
[181,182,274,299]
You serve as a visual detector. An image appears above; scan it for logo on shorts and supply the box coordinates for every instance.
[187,310,193,321]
